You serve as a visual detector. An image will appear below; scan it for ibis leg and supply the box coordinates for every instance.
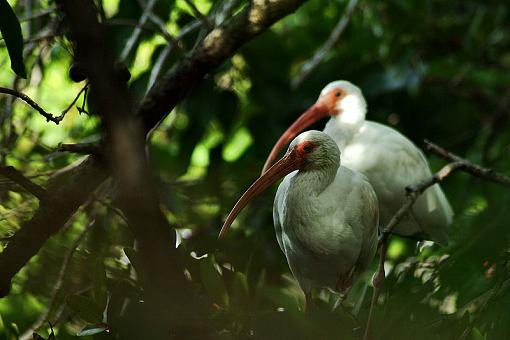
[363,238,388,340]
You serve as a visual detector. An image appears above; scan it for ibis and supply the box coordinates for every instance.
[219,130,379,309]
[262,81,453,244]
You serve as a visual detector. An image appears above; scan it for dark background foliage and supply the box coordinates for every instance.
[1,0,509,339]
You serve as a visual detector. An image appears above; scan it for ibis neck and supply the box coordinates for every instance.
[284,163,339,238]
[324,107,366,149]
[289,160,339,198]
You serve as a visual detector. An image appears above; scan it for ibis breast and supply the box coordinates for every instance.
[273,167,378,292]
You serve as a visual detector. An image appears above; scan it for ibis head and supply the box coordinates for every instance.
[219,131,340,239]
[262,80,366,173]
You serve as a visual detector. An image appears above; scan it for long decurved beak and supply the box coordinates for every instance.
[261,103,329,174]
[218,151,300,239]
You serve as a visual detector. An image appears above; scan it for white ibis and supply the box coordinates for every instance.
[219,130,379,309]
[262,81,453,244]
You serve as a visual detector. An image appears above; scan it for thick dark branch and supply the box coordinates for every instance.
[0,0,310,299]
[0,166,47,199]
[140,0,308,133]
[57,0,196,336]
[425,140,510,188]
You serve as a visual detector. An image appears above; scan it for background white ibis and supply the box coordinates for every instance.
[220,130,379,309]
[262,81,453,244]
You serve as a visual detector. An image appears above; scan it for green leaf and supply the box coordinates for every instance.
[0,0,26,78]
[66,295,103,324]
[77,325,108,337]
[199,255,229,308]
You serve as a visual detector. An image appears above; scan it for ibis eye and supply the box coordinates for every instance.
[303,144,313,153]
[335,91,341,97]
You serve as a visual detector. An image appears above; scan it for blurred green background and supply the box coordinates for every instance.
[1,0,510,339]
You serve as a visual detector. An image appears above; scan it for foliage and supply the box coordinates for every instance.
[1,0,510,339]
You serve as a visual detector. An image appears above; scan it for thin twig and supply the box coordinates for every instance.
[291,0,359,88]
[20,7,54,22]
[119,0,157,62]
[0,84,88,124]
[23,33,58,44]
[145,13,182,48]
[0,87,60,123]
[60,83,89,117]
[183,0,214,29]
[212,0,243,26]
[57,142,101,155]
[379,162,464,242]
[146,0,239,92]
[425,140,510,188]
[146,21,200,91]
[25,0,33,39]
[105,19,177,44]
[0,166,47,200]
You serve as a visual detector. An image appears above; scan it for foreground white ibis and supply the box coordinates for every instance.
[219,130,379,309]
[262,81,453,244]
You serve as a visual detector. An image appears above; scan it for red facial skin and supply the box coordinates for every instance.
[218,141,316,239]
[261,88,345,174]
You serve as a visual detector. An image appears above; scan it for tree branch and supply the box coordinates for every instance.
[57,142,101,155]
[58,0,207,336]
[183,0,214,29]
[139,0,309,133]
[424,140,510,188]
[0,0,310,300]
[0,87,63,123]
[379,160,465,243]
[119,0,157,62]
[0,165,47,199]
[291,0,359,88]
[367,140,510,338]
[0,84,87,124]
